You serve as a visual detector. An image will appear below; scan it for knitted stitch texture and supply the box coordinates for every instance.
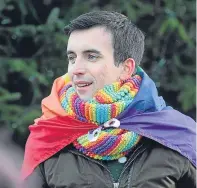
[59,67,143,160]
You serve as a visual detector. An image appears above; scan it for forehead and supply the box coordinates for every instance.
[67,26,113,53]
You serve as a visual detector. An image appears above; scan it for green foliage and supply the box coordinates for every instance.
[0,0,195,145]
[0,58,48,132]
[177,75,196,111]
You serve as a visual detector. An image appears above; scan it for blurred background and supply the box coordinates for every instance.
[0,0,196,166]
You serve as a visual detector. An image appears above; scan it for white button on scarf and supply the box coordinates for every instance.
[104,118,120,128]
[87,127,102,142]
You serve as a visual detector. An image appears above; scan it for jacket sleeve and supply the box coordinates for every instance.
[22,164,48,188]
[177,160,196,188]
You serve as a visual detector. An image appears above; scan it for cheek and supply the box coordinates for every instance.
[102,65,120,83]
[67,65,74,79]
[95,64,108,83]
[93,64,120,86]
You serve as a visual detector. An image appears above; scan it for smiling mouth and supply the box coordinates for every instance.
[76,83,93,88]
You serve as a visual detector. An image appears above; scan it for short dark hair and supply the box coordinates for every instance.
[64,11,145,67]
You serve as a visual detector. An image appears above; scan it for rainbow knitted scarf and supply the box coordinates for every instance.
[59,67,143,160]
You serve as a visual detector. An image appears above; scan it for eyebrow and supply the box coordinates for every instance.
[67,49,102,56]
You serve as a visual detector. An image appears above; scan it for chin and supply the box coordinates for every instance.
[78,95,92,102]
[77,90,95,101]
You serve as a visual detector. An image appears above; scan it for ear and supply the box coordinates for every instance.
[119,58,135,80]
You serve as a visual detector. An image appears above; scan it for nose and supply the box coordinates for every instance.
[72,58,86,76]
[73,67,86,75]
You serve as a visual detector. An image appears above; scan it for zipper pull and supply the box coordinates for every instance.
[113,182,119,188]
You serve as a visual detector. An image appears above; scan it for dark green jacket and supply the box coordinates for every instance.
[23,138,196,188]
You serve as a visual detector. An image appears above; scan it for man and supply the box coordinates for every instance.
[22,11,196,188]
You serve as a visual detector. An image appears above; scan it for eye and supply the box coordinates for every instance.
[67,55,76,64]
[88,54,99,61]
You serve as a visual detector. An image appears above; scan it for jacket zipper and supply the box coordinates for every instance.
[113,182,119,188]
[69,144,146,188]
[69,150,116,187]
[117,144,146,186]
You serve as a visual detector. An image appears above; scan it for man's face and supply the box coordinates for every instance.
[67,26,124,101]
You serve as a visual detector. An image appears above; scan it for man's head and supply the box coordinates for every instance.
[64,11,145,101]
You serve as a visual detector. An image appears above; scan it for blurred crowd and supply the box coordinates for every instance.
[0,128,23,188]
